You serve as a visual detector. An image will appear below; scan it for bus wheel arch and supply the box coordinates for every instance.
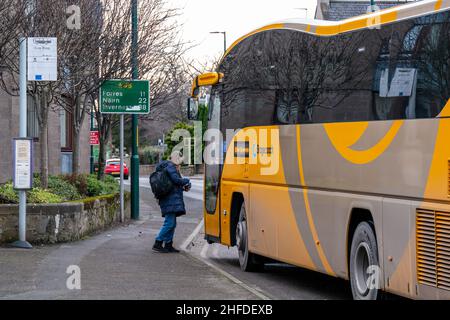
[230,192,244,247]
[347,208,381,300]
[230,193,264,272]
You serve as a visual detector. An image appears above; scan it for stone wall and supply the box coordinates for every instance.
[140,165,202,177]
[0,193,130,244]
[140,164,156,177]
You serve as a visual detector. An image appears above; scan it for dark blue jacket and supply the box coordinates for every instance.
[156,161,190,217]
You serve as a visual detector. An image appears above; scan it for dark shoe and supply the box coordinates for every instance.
[164,242,180,253]
[153,240,168,253]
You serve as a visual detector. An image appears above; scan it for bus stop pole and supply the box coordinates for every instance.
[12,38,32,249]
[120,114,124,223]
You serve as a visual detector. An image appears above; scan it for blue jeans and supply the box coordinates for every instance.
[156,213,177,243]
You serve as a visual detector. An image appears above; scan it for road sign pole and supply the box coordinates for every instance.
[12,38,32,249]
[90,106,94,174]
[120,115,125,222]
[131,0,140,220]
[99,78,149,223]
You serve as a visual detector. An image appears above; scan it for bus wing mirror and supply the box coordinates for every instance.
[193,87,200,97]
[187,98,199,121]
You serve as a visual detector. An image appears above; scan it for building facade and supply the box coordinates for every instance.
[316,0,417,20]
[0,79,91,184]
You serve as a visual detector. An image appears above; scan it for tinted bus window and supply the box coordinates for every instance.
[220,11,450,130]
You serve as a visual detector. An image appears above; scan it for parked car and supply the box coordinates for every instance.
[105,159,129,180]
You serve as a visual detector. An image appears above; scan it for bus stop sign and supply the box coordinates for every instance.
[100,80,150,114]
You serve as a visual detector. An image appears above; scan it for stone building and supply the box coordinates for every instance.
[315,0,417,20]
[0,1,95,184]
[0,76,91,184]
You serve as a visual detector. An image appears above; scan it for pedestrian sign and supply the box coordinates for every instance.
[100,80,150,114]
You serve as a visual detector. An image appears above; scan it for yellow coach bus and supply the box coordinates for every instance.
[188,0,450,299]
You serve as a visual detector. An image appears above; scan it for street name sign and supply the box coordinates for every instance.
[100,80,150,114]
[27,37,57,81]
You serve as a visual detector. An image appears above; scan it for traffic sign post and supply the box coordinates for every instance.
[120,115,125,223]
[100,79,150,221]
[131,0,140,222]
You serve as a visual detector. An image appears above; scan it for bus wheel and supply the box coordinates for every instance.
[236,204,263,272]
[349,222,380,300]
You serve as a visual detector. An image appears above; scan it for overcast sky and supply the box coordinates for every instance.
[169,0,318,63]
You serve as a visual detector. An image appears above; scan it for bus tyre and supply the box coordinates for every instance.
[350,222,380,300]
[236,204,263,272]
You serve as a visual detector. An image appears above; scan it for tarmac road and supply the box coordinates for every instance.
[179,178,353,300]
[0,176,355,300]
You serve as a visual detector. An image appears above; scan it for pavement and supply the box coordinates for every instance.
[0,175,257,300]
[0,174,375,300]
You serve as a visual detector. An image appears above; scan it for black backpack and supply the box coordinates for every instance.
[149,163,174,200]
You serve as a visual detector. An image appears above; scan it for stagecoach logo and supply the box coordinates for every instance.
[33,39,53,45]
[252,144,273,159]
[234,141,249,158]
[234,142,274,159]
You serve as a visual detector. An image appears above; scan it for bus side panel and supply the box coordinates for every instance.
[301,120,438,202]
[249,183,316,271]
[382,198,414,298]
[220,180,249,246]
[247,181,385,281]
[411,201,450,300]
[291,188,383,280]
[383,199,450,300]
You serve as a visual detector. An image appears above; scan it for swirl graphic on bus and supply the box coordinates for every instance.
[323,120,404,165]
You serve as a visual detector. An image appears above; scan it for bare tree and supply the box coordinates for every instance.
[87,0,189,179]
[0,0,71,188]
[55,0,103,174]
[0,1,28,63]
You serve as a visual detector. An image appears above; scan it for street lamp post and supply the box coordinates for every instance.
[210,31,227,55]
[131,0,140,220]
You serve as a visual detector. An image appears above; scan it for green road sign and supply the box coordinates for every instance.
[93,145,99,160]
[100,80,150,114]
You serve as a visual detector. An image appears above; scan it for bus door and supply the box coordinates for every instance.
[204,91,222,242]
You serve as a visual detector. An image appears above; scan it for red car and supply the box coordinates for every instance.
[105,159,129,180]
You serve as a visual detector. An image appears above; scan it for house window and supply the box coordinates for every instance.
[60,109,73,151]
[27,96,39,139]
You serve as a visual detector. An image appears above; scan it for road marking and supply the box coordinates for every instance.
[200,243,210,258]
[181,219,204,251]
[183,220,271,300]
[132,177,271,300]
[184,193,203,201]
[212,245,219,258]
[190,246,272,301]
